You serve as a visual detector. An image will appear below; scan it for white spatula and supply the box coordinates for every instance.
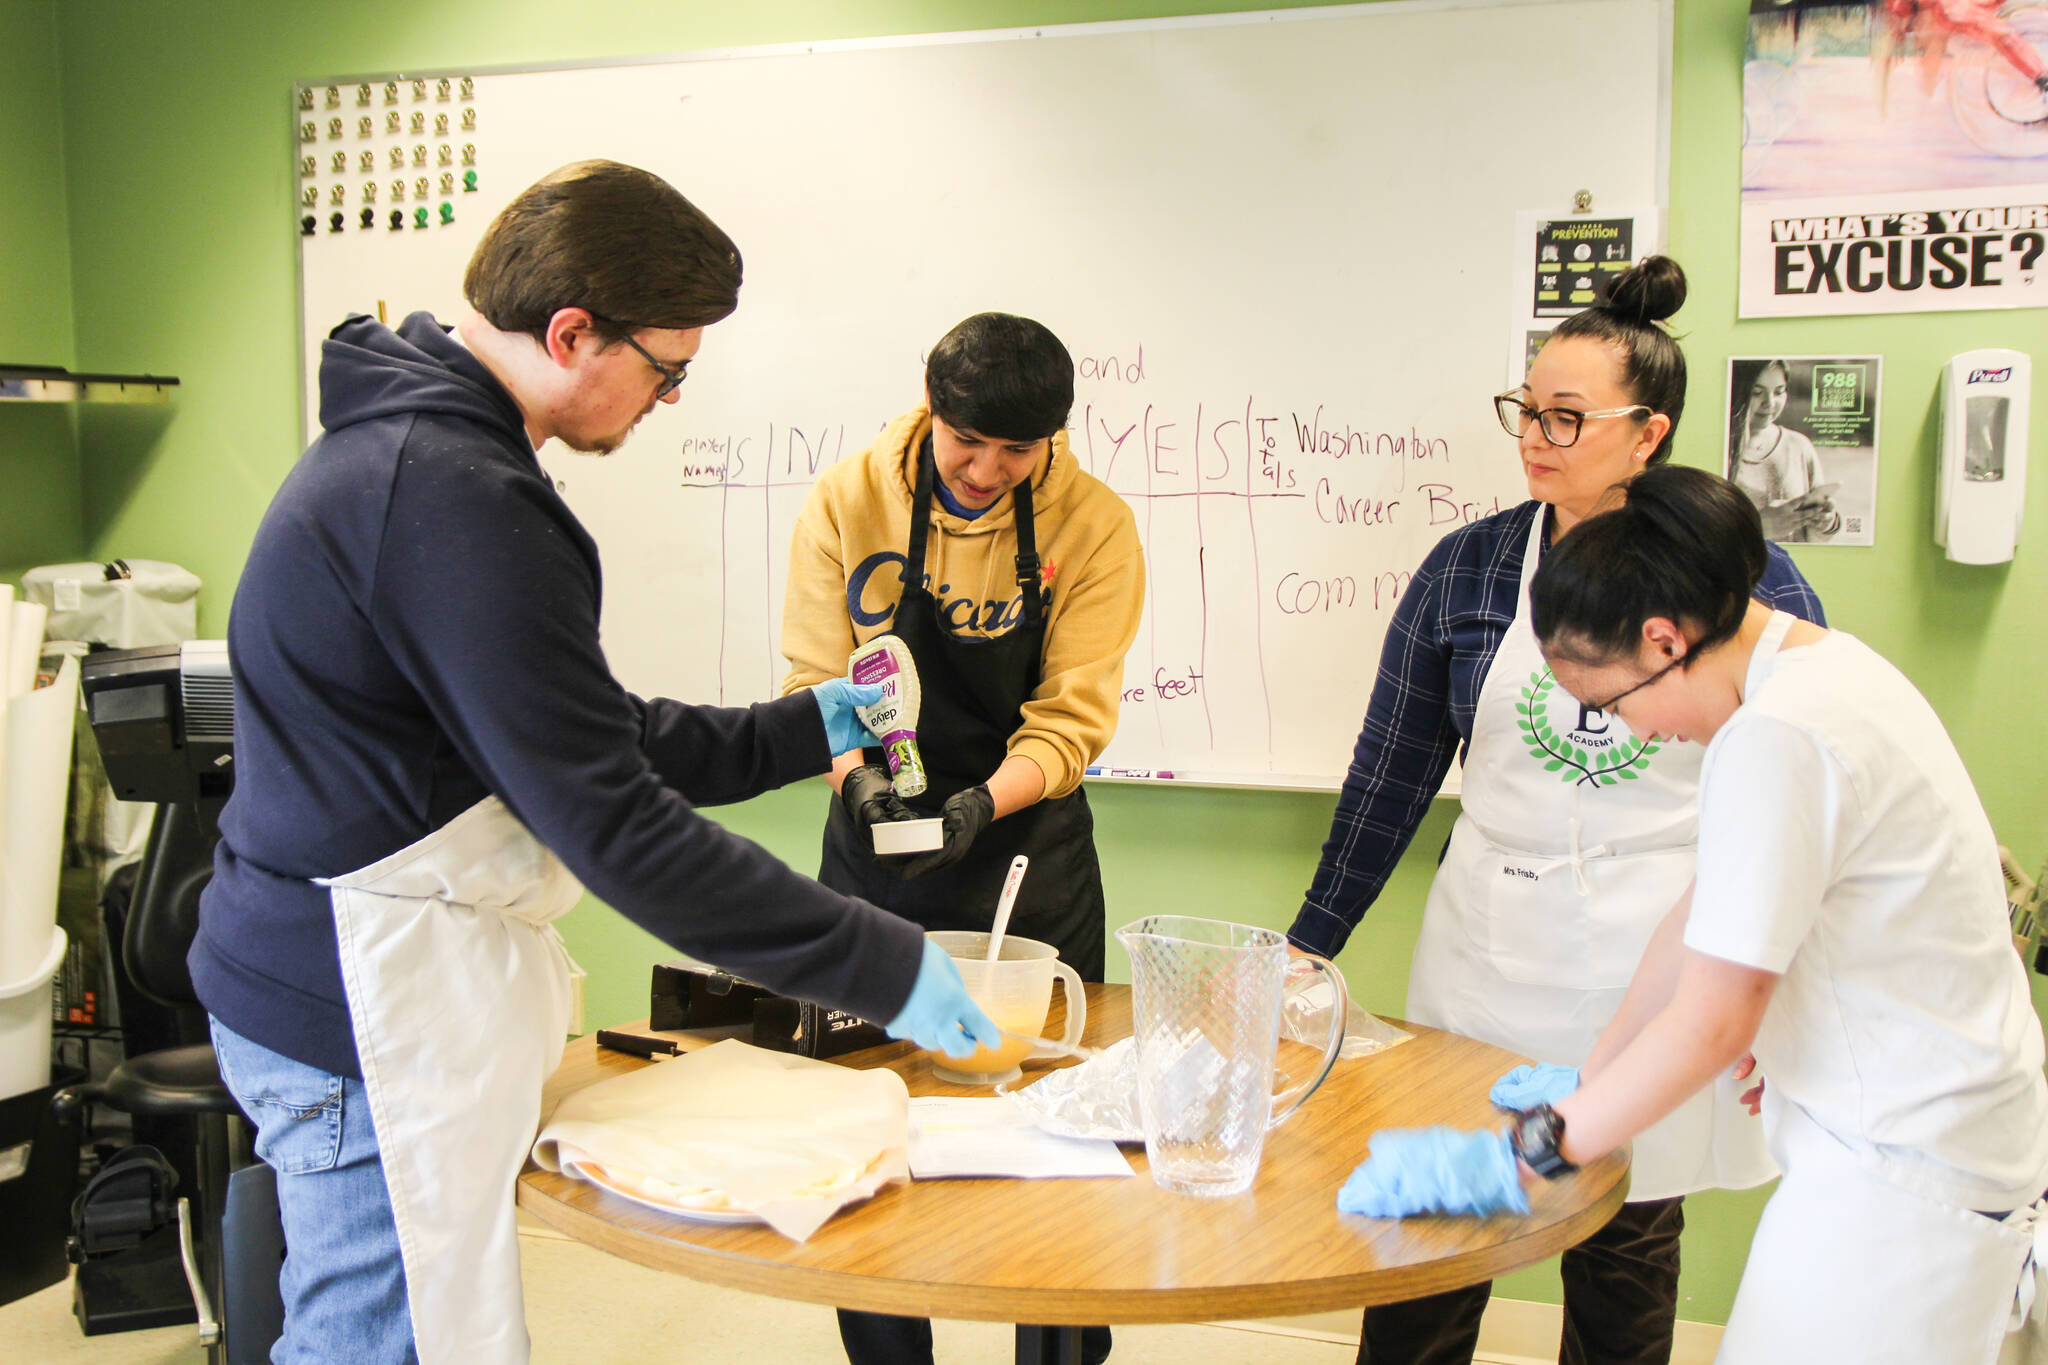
[985,855,1029,961]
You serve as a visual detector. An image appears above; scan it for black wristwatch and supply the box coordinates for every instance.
[1509,1103,1579,1180]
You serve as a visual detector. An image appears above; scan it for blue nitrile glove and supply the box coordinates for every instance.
[810,678,886,756]
[884,938,1003,1059]
[1489,1063,1581,1110]
[1337,1127,1529,1218]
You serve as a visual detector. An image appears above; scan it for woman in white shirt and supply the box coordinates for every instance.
[1341,465,2048,1364]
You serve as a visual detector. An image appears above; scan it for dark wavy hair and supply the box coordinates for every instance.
[464,160,742,345]
[925,313,1074,442]
[1546,255,1689,465]
[1532,464,1767,668]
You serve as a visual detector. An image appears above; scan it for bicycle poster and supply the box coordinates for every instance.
[1726,355,1884,547]
[1739,0,2048,317]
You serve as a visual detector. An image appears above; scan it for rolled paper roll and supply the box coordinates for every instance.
[10,599,49,698]
[0,587,12,864]
[1,656,77,982]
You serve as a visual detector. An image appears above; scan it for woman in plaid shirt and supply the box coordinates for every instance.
[1291,258,1824,1365]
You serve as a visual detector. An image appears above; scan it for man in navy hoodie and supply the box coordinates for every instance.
[192,160,996,1364]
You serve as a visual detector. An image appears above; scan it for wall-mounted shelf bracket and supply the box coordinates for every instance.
[1,365,180,405]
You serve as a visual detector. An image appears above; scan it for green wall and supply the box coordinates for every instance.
[21,0,2048,1330]
[0,0,83,585]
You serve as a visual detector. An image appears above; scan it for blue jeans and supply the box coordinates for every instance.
[210,1017,418,1365]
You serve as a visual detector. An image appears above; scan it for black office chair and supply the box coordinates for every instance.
[51,644,283,1365]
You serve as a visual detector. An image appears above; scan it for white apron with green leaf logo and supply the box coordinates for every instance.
[1406,511,1775,1200]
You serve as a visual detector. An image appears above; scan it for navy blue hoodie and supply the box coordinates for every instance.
[192,313,923,1077]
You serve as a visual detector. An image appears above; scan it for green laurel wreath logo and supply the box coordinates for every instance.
[1517,667,1660,788]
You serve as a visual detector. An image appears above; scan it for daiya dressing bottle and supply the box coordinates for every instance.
[847,634,928,798]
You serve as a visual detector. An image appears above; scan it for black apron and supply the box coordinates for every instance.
[819,437,1106,979]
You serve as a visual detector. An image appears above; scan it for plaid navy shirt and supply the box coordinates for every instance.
[1289,499,1827,958]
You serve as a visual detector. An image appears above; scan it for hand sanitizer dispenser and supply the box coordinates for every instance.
[1936,349,2029,565]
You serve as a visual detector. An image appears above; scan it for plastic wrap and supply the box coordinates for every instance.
[1001,1037,1145,1142]
[1002,973,1412,1143]
[1280,965,1413,1059]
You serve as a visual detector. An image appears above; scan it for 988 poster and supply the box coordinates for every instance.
[1726,355,1883,546]
[1739,0,2048,317]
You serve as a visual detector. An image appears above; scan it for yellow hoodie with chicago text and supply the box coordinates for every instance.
[780,407,1145,799]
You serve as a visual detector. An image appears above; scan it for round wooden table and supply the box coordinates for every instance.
[519,984,1628,1361]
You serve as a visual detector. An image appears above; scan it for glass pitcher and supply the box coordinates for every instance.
[1116,915,1347,1197]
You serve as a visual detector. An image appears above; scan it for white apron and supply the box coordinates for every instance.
[1406,511,1774,1200]
[1718,1089,2048,1365]
[323,796,582,1365]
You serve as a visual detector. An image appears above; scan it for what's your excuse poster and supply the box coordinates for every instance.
[1740,0,2048,317]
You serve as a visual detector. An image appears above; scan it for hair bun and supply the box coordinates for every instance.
[1605,255,1687,326]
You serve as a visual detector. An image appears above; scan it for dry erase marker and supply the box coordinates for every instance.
[595,1029,681,1059]
[1085,767,1176,779]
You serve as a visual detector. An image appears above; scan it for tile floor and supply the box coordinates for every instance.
[4,1218,1391,1365]
[9,1205,1665,1364]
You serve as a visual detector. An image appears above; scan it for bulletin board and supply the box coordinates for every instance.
[293,0,1671,789]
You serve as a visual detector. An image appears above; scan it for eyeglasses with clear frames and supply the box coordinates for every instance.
[592,316,689,398]
[1494,392,1651,447]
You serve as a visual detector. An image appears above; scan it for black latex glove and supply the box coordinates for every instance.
[899,784,996,879]
[840,764,917,842]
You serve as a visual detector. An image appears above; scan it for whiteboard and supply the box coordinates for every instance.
[294,0,1670,789]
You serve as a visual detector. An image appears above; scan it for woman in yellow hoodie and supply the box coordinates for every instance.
[782,312,1144,1365]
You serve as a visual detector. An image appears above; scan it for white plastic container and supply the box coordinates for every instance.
[872,817,945,856]
[0,926,65,1102]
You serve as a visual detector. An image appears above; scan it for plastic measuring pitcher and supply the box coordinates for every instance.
[923,930,1086,1085]
[1115,915,1346,1196]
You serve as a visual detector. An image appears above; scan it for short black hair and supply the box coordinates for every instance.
[464,160,742,345]
[925,313,1074,442]
[1547,255,1688,465]
[1532,464,1767,668]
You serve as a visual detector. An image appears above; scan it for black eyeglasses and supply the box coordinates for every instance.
[1494,393,1651,447]
[593,316,689,398]
[1588,651,1687,713]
